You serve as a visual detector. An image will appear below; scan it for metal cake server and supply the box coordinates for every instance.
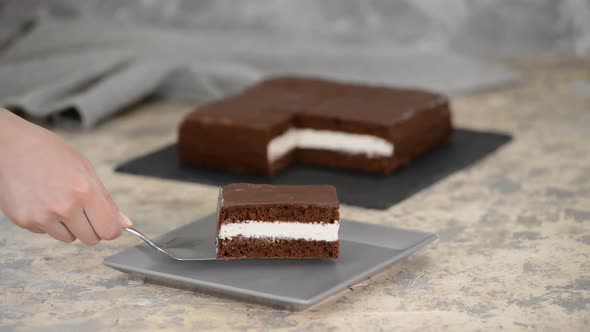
[124,227,218,261]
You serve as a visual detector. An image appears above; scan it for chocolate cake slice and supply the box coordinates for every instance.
[216,183,340,259]
[179,76,452,175]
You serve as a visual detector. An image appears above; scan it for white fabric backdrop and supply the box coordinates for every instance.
[1,0,586,128]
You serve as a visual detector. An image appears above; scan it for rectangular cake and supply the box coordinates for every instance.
[216,183,340,259]
[179,76,452,175]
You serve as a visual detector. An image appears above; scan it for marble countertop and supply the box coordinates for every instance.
[1,56,589,331]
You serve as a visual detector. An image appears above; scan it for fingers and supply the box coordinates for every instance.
[50,172,127,245]
[95,178,130,229]
[83,160,131,229]
[73,161,130,243]
[13,215,76,243]
[29,223,46,234]
[81,183,124,241]
[15,158,131,245]
[63,208,101,246]
[59,186,123,245]
[45,220,76,243]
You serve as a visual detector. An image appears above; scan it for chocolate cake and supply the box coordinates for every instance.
[216,183,340,259]
[179,76,452,176]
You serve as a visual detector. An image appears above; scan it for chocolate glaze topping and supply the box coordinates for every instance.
[220,183,339,208]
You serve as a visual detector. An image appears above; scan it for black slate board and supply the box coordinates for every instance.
[115,129,511,209]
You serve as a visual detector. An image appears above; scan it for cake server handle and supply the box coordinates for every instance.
[124,227,170,257]
[123,226,217,261]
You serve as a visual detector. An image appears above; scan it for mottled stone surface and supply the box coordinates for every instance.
[1,56,589,331]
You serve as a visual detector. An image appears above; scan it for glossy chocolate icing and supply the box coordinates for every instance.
[220,183,339,208]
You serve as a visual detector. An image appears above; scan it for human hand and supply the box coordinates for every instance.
[0,109,132,245]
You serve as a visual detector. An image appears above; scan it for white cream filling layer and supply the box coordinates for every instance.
[267,128,394,162]
[218,220,340,242]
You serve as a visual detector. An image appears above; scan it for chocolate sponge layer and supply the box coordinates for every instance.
[217,237,339,259]
[220,205,339,224]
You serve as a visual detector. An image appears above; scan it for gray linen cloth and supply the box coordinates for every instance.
[0,18,520,129]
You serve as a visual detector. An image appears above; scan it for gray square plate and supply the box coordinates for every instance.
[103,214,437,310]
